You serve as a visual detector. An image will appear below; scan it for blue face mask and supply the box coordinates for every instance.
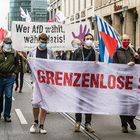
[3,44,12,52]
[39,43,47,49]
[5,44,12,49]
[72,44,80,49]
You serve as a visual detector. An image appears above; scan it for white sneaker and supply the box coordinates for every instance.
[30,123,38,133]
[39,128,47,134]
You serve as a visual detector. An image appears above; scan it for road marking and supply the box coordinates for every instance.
[135,117,140,121]
[12,97,15,101]
[15,109,28,124]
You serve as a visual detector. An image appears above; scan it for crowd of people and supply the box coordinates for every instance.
[0,32,140,135]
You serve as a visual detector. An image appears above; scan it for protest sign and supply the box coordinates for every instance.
[12,21,66,51]
[11,21,91,51]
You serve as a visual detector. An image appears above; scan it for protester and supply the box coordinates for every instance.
[29,33,54,134]
[0,37,18,122]
[136,48,140,64]
[61,50,73,60]
[61,37,78,60]
[72,33,96,133]
[71,38,81,49]
[113,34,139,133]
[61,38,82,60]
[15,51,27,93]
[55,51,62,60]
[66,50,73,60]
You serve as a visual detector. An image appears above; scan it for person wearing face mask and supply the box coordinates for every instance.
[72,33,96,133]
[113,34,139,133]
[71,38,81,49]
[29,33,54,134]
[61,38,81,60]
[0,37,19,122]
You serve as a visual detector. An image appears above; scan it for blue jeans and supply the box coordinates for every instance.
[0,94,3,114]
[0,75,16,118]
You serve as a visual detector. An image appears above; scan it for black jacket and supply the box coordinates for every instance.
[113,47,135,64]
[72,47,96,61]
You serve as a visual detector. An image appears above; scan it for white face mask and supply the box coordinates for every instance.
[85,40,93,47]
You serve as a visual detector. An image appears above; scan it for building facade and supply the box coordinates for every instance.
[95,0,140,50]
[9,0,49,30]
[31,0,49,22]
[49,0,140,49]
[48,0,94,28]
[9,0,31,30]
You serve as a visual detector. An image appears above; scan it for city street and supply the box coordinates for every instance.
[0,73,140,140]
[0,0,140,140]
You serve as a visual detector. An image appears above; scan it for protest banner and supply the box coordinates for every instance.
[28,58,140,115]
[11,21,91,51]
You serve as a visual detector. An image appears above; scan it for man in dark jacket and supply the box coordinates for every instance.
[0,37,18,122]
[136,48,140,64]
[72,33,96,133]
[113,34,139,133]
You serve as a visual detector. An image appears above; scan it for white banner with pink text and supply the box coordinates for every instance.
[28,58,140,115]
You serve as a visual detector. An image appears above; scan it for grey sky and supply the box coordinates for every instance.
[0,0,9,29]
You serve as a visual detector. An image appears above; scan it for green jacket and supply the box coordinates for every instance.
[0,49,18,75]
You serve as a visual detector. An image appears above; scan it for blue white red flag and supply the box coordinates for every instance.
[96,16,122,63]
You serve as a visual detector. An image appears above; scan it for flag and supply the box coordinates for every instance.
[26,9,31,22]
[20,7,31,22]
[96,16,122,63]
[48,19,55,22]
[55,10,65,23]
[0,28,7,44]
[20,7,27,19]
